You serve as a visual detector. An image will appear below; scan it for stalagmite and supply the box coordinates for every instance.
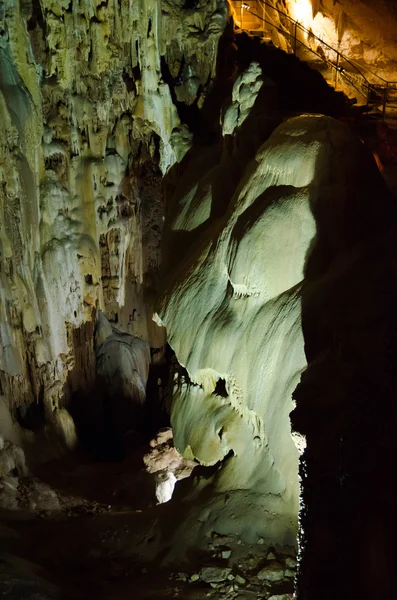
[0,437,27,477]
[94,312,151,432]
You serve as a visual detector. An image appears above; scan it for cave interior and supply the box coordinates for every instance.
[1,0,397,599]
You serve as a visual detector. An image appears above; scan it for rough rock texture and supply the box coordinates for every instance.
[0,437,27,477]
[143,428,197,503]
[143,427,197,480]
[0,0,226,450]
[222,61,265,136]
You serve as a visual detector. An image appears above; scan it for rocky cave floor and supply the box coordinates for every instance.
[0,432,295,600]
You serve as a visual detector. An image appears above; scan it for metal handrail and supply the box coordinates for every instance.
[241,6,378,95]
[347,56,397,86]
[256,0,397,87]
[231,0,397,119]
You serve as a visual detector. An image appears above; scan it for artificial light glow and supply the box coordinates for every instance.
[242,3,250,9]
[309,12,339,49]
[288,0,313,29]
[287,0,338,53]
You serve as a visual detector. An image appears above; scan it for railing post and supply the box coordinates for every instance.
[294,21,297,55]
[382,84,388,121]
[233,0,395,117]
[334,52,339,91]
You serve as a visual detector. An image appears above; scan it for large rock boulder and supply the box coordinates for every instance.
[158,111,393,554]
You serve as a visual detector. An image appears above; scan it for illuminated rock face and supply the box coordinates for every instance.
[159,111,392,547]
[326,0,397,77]
[0,0,226,445]
[233,0,397,83]
[287,0,397,80]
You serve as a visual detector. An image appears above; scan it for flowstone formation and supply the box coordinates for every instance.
[158,106,393,556]
[0,0,226,452]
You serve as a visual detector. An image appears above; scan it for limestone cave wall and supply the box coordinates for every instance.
[0,0,226,443]
[290,0,397,80]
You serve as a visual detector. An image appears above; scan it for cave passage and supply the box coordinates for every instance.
[1,0,397,599]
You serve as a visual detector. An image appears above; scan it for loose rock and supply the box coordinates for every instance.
[284,568,295,578]
[284,557,297,569]
[200,567,232,583]
[257,562,284,582]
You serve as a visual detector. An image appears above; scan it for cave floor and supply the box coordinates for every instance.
[0,443,295,600]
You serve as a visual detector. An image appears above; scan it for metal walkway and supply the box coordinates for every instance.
[231,0,397,121]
